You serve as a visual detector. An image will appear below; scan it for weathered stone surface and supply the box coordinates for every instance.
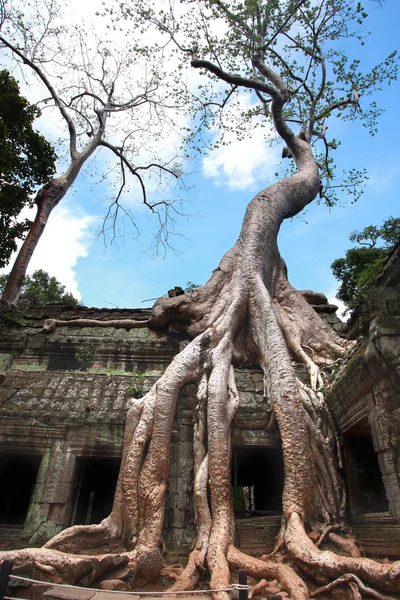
[132,548,165,584]
[235,515,282,556]
[43,587,96,600]
[353,513,400,558]
[27,521,63,546]
[0,276,398,560]
[298,290,347,332]
[327,254,400,547]
[0,352,12,373]
[312,303,339,314]
[299,289,328,305]
[99,579,132,591]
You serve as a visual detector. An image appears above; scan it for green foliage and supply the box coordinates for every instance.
[349,218,400,248]
[0,304,35,327]
[75,343,97,371]
[0,269,79,305]
[331,217,400,310]
[128,0,398,207]
[185,281,200,293]
[9,363,46,371]
[23,270,79,305]
[126,369,145,399]
[0,70,57,268]
[331,247,387,308]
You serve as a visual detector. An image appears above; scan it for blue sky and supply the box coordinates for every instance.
[4,0,400,313]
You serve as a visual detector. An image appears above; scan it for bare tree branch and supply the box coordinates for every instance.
[191,57,277,97]
[0,34,78,158]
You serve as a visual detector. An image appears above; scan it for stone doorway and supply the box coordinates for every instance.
[343,434,388,515]
[231,446,284,517]
[71,457,121,526]
[0,453,42,526]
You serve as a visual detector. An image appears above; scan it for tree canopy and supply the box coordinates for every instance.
[332,216,400,310]
[0,269,79,305]
[0,69,57,268]
[124,0,398,206]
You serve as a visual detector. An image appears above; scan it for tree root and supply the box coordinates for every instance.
[310,573,396,600]
[285,512,400,593]
[315,525,336,548]
[228,546,309,600]
[160,564,184,580]
[4,173,397,600]
[261,532,284,561]
[41,318,149,333]
[11,272,394,600]
[249,579,269,598]
[328,532,361,558]
[0,548,128,585]
[43,520,124,554]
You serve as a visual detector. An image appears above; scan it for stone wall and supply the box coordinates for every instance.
[0,270,399,560]
[0,309,282,558]
[326,242,400,557]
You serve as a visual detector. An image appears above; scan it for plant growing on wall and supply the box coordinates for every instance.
[126,369,144,399]
[75,343,97,371]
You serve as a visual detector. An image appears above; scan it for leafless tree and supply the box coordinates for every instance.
[0,0,186,304]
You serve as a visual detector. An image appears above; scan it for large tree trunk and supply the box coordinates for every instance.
[2,136,399,599]
[1,179,69,305]
[2,137,100,306]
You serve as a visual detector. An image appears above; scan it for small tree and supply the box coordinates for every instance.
[0,69,56,268]
[0,0,185,305]
[0,269,79,305]
[332,216,400,310]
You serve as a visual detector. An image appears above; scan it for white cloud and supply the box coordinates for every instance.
[3,205,95,301]
[327,286,348,320]
[202,95,280,191]
[203,133,279,190]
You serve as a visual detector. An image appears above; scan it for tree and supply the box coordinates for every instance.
[0,0,185,305]
[2,1,400,598]
[332,216,400,310]
[185,281,200,293]
[0,69,57,268]
[0,269,79,305]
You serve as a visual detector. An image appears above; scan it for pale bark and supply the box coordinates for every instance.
[2,85,398,600]
[2,184,64,305]
[2,137,102,305]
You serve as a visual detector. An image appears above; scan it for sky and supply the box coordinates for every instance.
[2,0,400,315]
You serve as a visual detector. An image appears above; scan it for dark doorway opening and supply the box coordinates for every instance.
[232,447,284,517]
[344,435,388,515]
[0,454,41,526]
[71,457,121,526]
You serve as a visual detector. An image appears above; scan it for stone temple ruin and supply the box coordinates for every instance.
[0,242,399,563]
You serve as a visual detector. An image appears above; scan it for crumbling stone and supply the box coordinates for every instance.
[131,549,165,584]
[168,286,185,298]
[99,580,132,591]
